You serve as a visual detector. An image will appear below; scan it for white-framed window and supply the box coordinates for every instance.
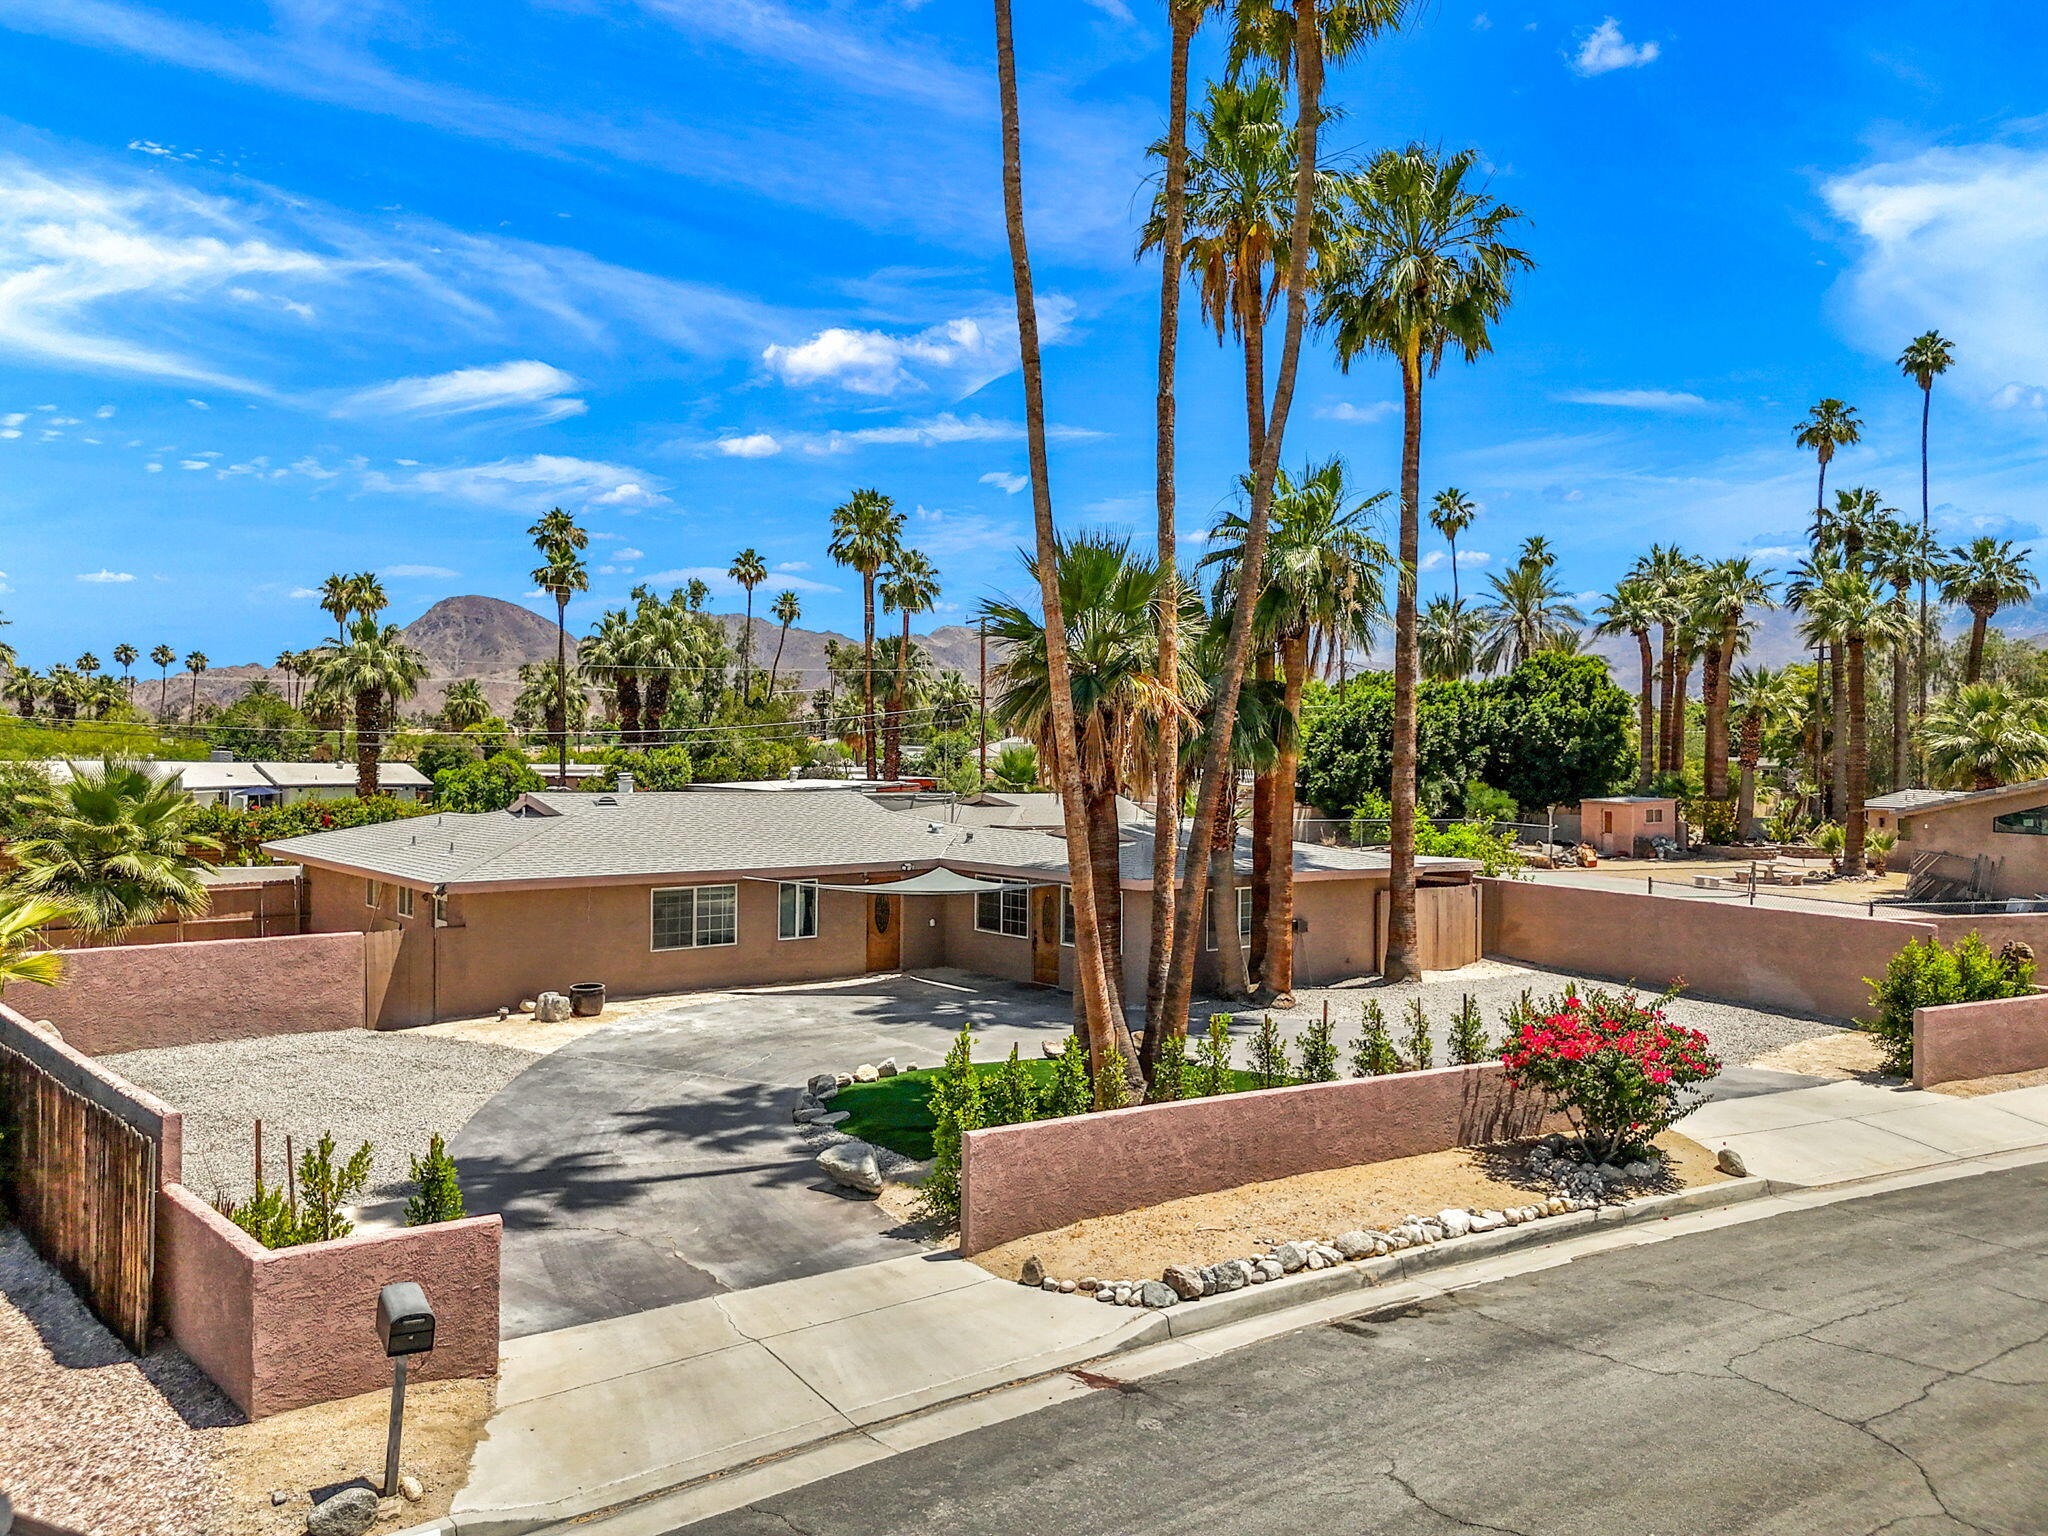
[1645,808,1665,824]
[432,893,449,927]
[651,884,739,950]
[1203,886,1254,950]
[778,880,819,940]
[396,886,415,918]
[366,880,383,909]
[975,884,1029,939]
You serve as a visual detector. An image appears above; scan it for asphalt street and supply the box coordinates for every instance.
[682,1161,2048,1536]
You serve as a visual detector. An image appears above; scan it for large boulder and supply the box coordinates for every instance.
[305,1488,378,1536]
[533,992,572,1023]
[817,1141,884,1195]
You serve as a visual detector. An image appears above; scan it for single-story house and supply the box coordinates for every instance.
[32,756,432,806]
[1895,780,2048,901]
[1578,796,1680,858]
[1863,787,1965,838]
[257,760,433,805]
[265,789,1480,1027]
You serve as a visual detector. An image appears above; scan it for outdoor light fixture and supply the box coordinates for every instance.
[376,1282,437,1498]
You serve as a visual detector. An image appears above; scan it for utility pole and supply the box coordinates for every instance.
[978,616,989,782]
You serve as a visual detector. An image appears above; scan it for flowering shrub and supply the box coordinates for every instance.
[1499,988,1719,1163]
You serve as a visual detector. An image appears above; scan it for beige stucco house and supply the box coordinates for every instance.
[1578,796,1680,858]
[1895,780,2048,901]
[266,788,1480,1027]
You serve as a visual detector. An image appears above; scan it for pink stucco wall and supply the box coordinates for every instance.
[33,932,368,1056]
[958,1061,1564,1255]
[157,1182,500,1418]
[1913,991,2048,1088]
[1483,877,1934,1021]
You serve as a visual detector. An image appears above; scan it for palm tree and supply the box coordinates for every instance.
[1595,578,1661,790]
[1729,665,1795,836]
[346,572,388,624]
[827,488,903,778]
[1694,558,1774,803]
[1798,570,1907,875]
[1941,537,2038,684]
[1418,595,1484,682]
[1475,560,1583,673]
[318,574,354,633]
[768,590,802,700]
[309,618,428,797]
[5,762,220,942]
[727,549,769,701]
[1429,488,1478,606]
[1317,142,1530,982]
[439,678,492,733]
[1631,545,1700,775]
[183,651,208,721]
[1795,400,1863,541]
[112,643,137,691]
[582,608,641,741]
[513,660,588,735]
[1204,457,1388,1002]
[879,550,940,778]
[149,644,175,715]
[1900,331,1954,738]
[0,896,66,993]
[1923,683,2048,791]
[529,508,589,786]
[1866,514,1930,789]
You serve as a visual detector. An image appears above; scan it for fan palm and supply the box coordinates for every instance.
[728,548,769,700]
[1900,331,1955,729]
[827,488,902,777]
[183,651,208,721]
[1729,665,1797,836]
[1694,558,1774,803]
[1923,682,2048,792]
[513,661,587,734]
[768,590,802,700]
[529,508,589,784]
[1794,399,1862,539]
[309,618,428,797]
[1594,578,1662,790]
[1475,560,1583,674]
[581,608,641,741]
[0,896,66,992]
[112,643,137,689]
[1630,545,1701,776]
[5,762,220,942]
[1429,488,1478,605]
[1418,595,1484,683]
[1799,570,1910,873]
[1941,537,2038,684]
[1317,142,1531,981]
[879,550,940,778]
[150,644,175,714]
[1866,514,1932,788]
[439,679,492,733]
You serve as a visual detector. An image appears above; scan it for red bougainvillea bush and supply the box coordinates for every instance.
[1499,987,1720,1163]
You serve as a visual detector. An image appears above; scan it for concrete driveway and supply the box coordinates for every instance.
[453,970,1078,1338]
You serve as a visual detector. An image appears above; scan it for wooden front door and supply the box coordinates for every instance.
[867,893,902,972]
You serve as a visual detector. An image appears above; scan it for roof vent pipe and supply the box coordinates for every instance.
[616,772,634,796]
[210,748,234,762]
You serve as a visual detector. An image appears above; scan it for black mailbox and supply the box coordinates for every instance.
[377,1282,436,1358]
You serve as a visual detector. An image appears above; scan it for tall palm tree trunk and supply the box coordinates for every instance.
[1449,534,1461,606]
[555,593,570,787]
[1829,644,1848,818]
[1261,631,1308,1002]
[862,577,878,777]
[770,623,791,701]
[1966,608,1990,683]
[992,0,1140,1097]
[1656,625,1677,773]
[1634,631,1655,790]
[354,690,380,799]
[1144,1,1196,1067]
[1163,0,1325,1027]
[1247,651,1274,983]
[1703,624,1734,800]
[1736,717,1760,835]
[1916,382,1931,782]
[885,613,909,778]
[1085,773,1125,1005]
[1842,632,1868,875]
[1212,771,1250,998]
[741,590,754,701]
[1891,627,1909,790]
[1384,342,1425,980]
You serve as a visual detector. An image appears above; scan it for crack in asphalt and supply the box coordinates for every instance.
[1381,1459,1539,1536]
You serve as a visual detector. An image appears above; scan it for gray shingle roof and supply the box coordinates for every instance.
[260,761,431,788]
[1865,788,1968,812]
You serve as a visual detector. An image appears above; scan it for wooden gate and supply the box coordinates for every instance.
[0,1049,159,1351]
[1374,882,1484,973]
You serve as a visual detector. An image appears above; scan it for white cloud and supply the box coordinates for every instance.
[178,459,209,469]
[0,414,22,427]
[288,586,319,599]
[1572,18,1659,75]
[76,568,134,582]
[1472,12,1492,28]
[715,432,783,458]
[774,560,808,571]
[0,430,16,440]
[641,565,840,595]
[143,461,161,471]
[186,398,211,409]
[1314,400,1397,423]
[94,404,114,417]
[980,470,1028,494]
[1419,549,1494,571]
[614,547,644,561]
[339,360,585,422]
[1555,388,1711,411]
[366,454,670,513]
[1991,383,2048,412]
[382,564,460,578]
[760,301,1070,399]
[720,412,1103,457]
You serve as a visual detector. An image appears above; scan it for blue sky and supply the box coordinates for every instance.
[2,0,2046,670]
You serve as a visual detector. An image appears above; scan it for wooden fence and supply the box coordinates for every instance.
[1375,882,1484,971]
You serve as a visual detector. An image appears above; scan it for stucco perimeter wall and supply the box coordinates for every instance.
[959,1062,1561,1255]
[33,932,369,1056]
[1913,992,2048,1088]
[157,1183,501,1418]
[1482,878,1931,1021]
[0,1002,182,1180]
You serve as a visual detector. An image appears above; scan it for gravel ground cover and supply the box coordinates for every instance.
[1190,959,1843,1071]
[106,1030,537,1207]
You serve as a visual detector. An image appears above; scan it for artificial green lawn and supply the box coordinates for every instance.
[833,1059,1266,1161]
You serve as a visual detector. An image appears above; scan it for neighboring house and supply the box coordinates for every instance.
[265,788,1481,1027]
[251,761,433,804]
[931,791,1154,832]
[1863,787,1965,839]
[33,756,432,806]
[1895,780,2048,901]
[1578,796,1680,858]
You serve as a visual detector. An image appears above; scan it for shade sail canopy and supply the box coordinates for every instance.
[807,868,1042,896]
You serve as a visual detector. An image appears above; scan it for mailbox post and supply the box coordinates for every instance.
[376,1282,437,1498]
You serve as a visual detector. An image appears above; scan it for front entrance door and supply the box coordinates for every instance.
[867,893,902,972]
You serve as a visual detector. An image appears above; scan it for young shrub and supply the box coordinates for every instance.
[214,1181,298,1249]
[1448,994,1489,1065]
[919,1030,983,1226]
[1194,1013,1235,1097]
[1249,1013,1291,1090]
[1500,987,1720,1163]
[1039,1034,1092,1119]
[1093,1044,1133,1111]
[1350,1000,1400,1076]
[404,1133,466,1227]
[1863,931,2033,1075]
[1401,999,1434,1070]
[1150,1031,1189,1103]
[1498,988,1538,1039]
[983,1044,1039,1128]
[295,1134,375,1245]
[1295,1007,1339,1083]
